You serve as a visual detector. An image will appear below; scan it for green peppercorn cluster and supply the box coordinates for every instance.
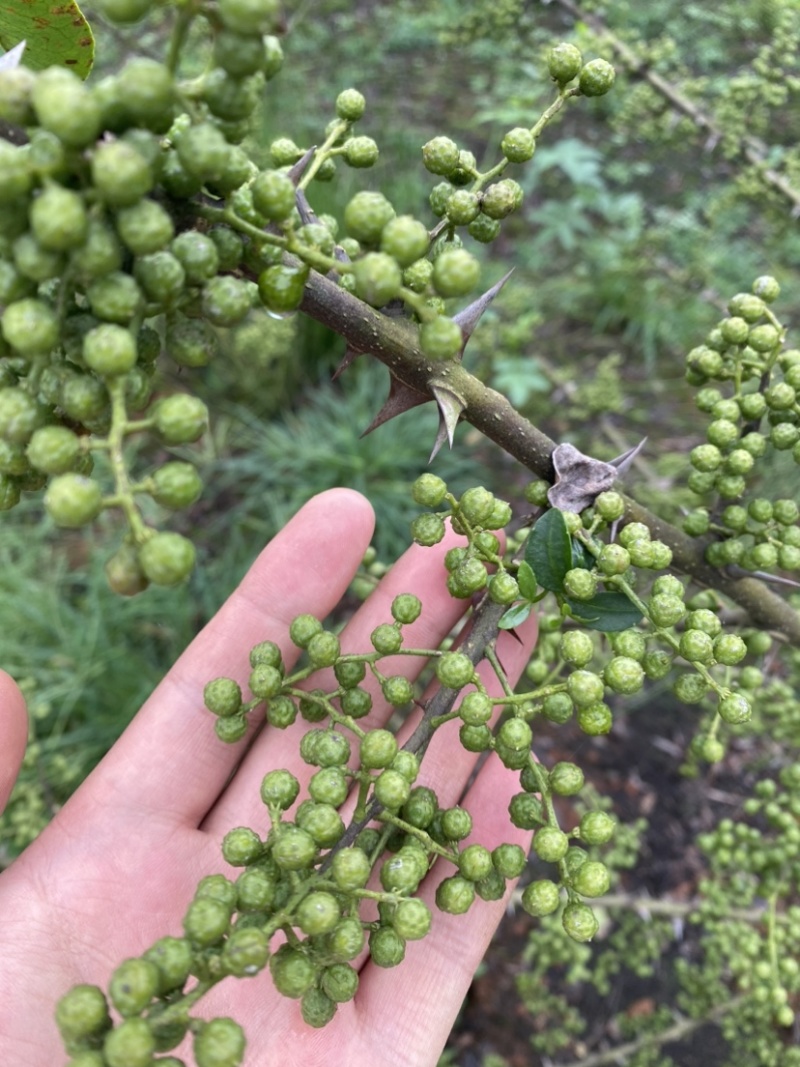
[0,0,295,591]
[681,277,800,572]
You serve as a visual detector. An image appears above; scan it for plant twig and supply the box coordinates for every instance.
[297,268,800,645]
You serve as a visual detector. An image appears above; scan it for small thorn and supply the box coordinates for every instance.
[429,381,466,459]
[288,146,317,185]
[453,269,515,343]
[361,374,430,437]
[294,186,319,226]
[332,346,363,379]
[609,437,648,474]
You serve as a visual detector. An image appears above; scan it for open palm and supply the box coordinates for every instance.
[0,489,538,1067]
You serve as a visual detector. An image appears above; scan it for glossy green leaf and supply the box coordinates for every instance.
[0,2,94,80]
[525,508,571,593]
[498,601,532,630]
[565,591,642,632]
[516,560,537,601]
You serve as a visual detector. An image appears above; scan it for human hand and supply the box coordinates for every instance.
[0,488,538,1067]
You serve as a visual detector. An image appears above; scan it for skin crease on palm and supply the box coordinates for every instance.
[0,488,539,1067]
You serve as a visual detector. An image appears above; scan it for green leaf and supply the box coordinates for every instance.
[565,592,643,632]
[0,2,95,80]
[498,601,532,630]
[525,509,571,593]
[516,560,537,601]
[571,538,594,570]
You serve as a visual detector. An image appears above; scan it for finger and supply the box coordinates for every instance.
[59,489,375,830]
[355,751,532,1067]
[202,522,474,836]
[0,670,28,814]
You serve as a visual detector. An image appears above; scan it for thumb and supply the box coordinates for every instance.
[0,671,28,815]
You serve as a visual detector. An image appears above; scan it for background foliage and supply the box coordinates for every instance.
[3,0,800,1063]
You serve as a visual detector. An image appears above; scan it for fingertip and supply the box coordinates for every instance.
[0,671,28,814]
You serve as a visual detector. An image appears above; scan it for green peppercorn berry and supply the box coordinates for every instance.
[373,768,410,809]
[341,686,372,719]
[479,178,521,219]
[566,669,605,707]
[603,655,645,694]
[467,213,501,243]
[712,633,747,666]
[488,571,519,605]
[25,426,79,476]
[419,315,463,359]
[344,190,396,244]
[411,512,446,545]
[204,677,242,718]
[577,702,613,735]
[136,532,194,586]
[260,768,299,810]
[500,126,535,163]
[352,251,402,307]
[294,890,339,936]
[533,825,569,862]
[330,847,371,892]
[579,810,616,845]
[193,1016,246,1067]
[433,874,474,915]
[673,672,710,704]
[436,651,475,690]
[103,1017,156,1067]
[56,984,111,1044]
[360,728,398,769]
[333,658,366,689]
[751,274,780,302]
[648,593,686,629]
[562,901,599,942]
[81,324,136,377]
[2,297,60,357]
[718,692,752,724]
[371,623,402,655]
[221,825,262,867]
[548,42,583,83]
[44,474,103,528]
[541,692,572,723]
[342,135,379,167]
[32,68,102,148]
[577,55,618,95]
[380,215,429,267]
[557,630,592,668]
[563,567,597,601]
[154,394,209,445]
[411,472,447,507]
[251,169,296,221]
[201,275,252,328]
[258,263,309,314]
[304,630,340,669]
[596,543,630,576]
[335,87,366,120]
[521,880,560,919]
[109,957,160,1017]
[549,761,585,796]
[431,248,480,299]
[422,136,460,176]
[366,926,405,967]
[572,859,611,898]
[439,805,471,841]
[403,256,434,291]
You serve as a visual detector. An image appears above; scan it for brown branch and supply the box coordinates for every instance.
[299,269,800,645]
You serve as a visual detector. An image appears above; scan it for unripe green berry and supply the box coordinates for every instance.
[579,810,616,845]
[336,87,366,120]
[501,127,535,163]
[103,1017,156,1067]
[548,43,583,84]
[547,762,583,797]
[572,859,611,897]
[422,136,459,176]
[718,692,752,724]
[432,248,480,298]
[44,474,103,528]
[579,59,616,96]
[562,901,599,941]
